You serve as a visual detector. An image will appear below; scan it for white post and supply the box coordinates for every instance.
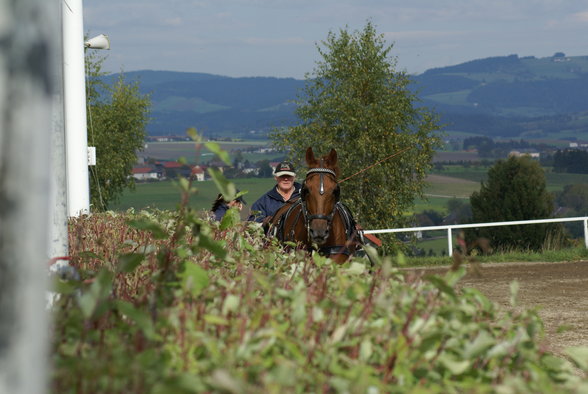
[62,0,90,216]
[584,219,588,249]
[447,228,453,257]
[50,1,69,259]
[0,0,56,392]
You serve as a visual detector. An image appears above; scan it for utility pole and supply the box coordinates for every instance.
[62,0,90,216]
[0,0,58,392]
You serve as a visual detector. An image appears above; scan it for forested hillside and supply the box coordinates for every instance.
[108,54,588,140]
[413,54,588,138]
[106,70,303,138]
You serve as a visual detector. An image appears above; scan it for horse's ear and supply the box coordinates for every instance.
[306,147,316,165]
[326,149,337,166]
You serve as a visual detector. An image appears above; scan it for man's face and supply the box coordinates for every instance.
[276,175,294,190]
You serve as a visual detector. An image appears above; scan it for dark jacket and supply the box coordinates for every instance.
[248,183,302,223]
[212,203,229,221]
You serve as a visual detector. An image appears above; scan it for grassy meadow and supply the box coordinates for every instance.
[141,140,283,164]
[111,177,276,213]
[112,163,586,216]
[113,146,587,256]
[111,170,480,215]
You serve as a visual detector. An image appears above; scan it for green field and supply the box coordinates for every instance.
[111,178,277,213]
[112,165,584,216]
[412,196,457,214]
[112,172,480,214]
[113,150,587,232]
[415,236,451,256]
[436,165,588,190]
[142,141,273,163]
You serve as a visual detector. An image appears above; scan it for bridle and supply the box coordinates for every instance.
[300,166,339,237]
[272,163,359,258]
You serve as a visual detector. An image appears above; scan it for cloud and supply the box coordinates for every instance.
[571,10,588,22]
[240,37,307,46]
[84,0,588,78]
[384,30,465,41]
[163,17,183,26]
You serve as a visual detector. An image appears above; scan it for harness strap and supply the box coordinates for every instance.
[306,168,337,177]
[275,199,303,242]
[335,202,358,240]
[287,206,304,241]
[319,245,352,256]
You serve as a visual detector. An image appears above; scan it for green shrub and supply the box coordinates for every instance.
[470,156,564,251]
[51,205,588,393]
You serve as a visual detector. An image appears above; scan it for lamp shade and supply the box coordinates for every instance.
[84,34,110,50]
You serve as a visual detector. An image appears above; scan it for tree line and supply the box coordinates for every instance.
[551,149,588,174]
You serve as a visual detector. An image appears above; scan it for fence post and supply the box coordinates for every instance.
[584,219,588,249]
[447,228,453,257]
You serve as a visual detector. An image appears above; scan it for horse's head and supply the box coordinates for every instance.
[301,147,340,246]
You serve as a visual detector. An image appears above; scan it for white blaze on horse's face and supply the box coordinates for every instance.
[304,147,340,246]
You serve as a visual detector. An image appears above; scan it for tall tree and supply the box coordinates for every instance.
[271,22,441,229]
[469,156,560,250]
[85,50,151,211]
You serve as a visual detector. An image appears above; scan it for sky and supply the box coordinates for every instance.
[83,0,588,79]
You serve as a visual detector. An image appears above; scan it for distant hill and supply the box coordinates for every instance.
[413,54,588,115]
[110,54,588,141]
[104,70,304,139]
[411,54,588,139]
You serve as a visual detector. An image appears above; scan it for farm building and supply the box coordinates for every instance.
[132,166,164,181]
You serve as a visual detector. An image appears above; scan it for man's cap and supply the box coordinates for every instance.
[274,161,296,177]
[235,189,246,204]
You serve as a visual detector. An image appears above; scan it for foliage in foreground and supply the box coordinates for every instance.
[50,204,588,393]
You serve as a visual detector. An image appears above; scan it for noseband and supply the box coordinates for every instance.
[301,167,339,231]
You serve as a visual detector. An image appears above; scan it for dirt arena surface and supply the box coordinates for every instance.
[409,260,588,353]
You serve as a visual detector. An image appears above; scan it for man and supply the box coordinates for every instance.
[211,192,246,221]
[248,161,302,223]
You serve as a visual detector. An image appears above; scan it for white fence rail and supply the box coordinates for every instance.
[363,216,588,256]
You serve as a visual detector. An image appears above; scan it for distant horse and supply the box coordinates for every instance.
[267,147,368,264]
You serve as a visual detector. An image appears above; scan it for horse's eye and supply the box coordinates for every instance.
[334,185,340,200]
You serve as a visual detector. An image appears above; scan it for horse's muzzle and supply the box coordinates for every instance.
[309,225,329,245]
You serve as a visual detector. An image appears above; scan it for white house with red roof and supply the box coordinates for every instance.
[131,166,164,181]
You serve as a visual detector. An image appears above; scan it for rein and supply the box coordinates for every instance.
[338,146,412,183]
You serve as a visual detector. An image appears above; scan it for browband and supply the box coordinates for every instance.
[306,168,336,177]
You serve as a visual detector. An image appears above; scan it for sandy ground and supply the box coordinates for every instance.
[408,260,588,353]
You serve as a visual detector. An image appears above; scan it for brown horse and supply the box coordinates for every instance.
[267,147,363,263]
